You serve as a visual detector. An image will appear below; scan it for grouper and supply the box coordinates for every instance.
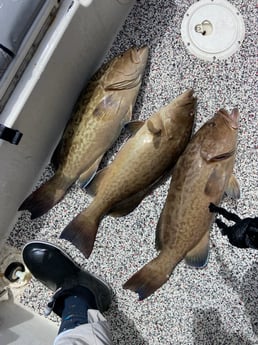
[60,89,196,258]
[123,108,240,300]
[19,46,149,219]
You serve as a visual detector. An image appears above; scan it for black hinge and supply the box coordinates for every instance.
[0,124,23,145]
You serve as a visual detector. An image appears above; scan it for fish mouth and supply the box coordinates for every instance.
[218,108,239,129]
[131,46,149,64]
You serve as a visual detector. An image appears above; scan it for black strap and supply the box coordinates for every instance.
[0,124,23,145]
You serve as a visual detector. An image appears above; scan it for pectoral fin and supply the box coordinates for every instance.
[147,119,162,135]
[147,111,174,139]
[224,174,240,199]
[185,231,210,268]
[93,95,122,120]
[125,120,145,135]
[163,113,175,139]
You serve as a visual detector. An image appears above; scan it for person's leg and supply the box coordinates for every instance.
[57,286,97,333]
[22,241,113,344]
[54,310,112,345]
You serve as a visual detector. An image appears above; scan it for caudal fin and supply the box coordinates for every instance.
[60,212,99,258]
[123,253,174,300]
[18,174,73,219]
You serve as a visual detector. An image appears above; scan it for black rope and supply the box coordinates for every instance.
[209,203,258,249]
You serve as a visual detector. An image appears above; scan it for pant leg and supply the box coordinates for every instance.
[54,309,112,345]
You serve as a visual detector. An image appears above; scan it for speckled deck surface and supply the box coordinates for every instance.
[8,1,257,344]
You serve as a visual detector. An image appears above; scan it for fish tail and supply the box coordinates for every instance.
[60,211,100,258]
[18,174,73,219]
[123,252,174,300]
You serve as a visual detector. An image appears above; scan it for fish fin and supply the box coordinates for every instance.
[78,155,104,189]
[92,94,121,119]
[108,169,171,217]
[85,167,109,196]
[155,185,178,251]
[185,232,210,268]
[124,120,145,135]
[162,110,175,139]
[123,253,173,300]
[18,174,73,219]
[110,172,169,217]
[51,120,72,170]
[155,218,178,251]
[224,174,240,199]
[124,105,133,123]
[109,189,148,217]
[155,209,166,250]
[51,110,81,169]
[147,119,162,135]
[60,212,99,258]
[51,140,62,170]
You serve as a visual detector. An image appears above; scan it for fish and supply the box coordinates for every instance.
[60,89,197,258]
[123,108,240,300]
[18,46,149,219]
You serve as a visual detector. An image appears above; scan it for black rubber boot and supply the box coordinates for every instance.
[22,240,112,316]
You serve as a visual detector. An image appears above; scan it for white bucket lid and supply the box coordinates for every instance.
[181,0,245,61]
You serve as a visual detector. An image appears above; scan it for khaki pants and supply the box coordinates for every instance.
[54,309,112,345]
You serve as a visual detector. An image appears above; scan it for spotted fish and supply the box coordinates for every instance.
[19,46,149,219]
[124,108,240,300]
[60,89,196,258]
